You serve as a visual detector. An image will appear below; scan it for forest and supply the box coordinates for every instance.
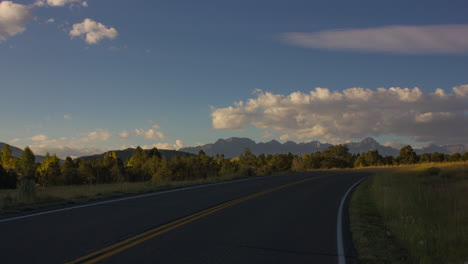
[1,143,467,189]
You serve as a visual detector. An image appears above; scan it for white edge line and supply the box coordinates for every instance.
[0,172,317,224]
[337,177,367,264]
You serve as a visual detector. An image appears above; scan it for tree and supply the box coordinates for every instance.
[398,145,418,164]
[0,144,13,168]
[321,145,353,168]
[36,153,62,185]
[127,146,148,181]
[18,146,36,181]
[62,157,80,185]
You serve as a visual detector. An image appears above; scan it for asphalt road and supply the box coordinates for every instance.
[0,170,370,264]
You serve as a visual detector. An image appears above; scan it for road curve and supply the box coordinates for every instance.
[0,170,370,263]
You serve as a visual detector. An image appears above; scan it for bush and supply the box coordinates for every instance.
[17,179,36,203]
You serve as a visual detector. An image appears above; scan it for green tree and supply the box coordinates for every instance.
[321,145,353,168]
[127,146,148,181]
[18,146,36,181]
[62,157,80,185]
[0,144,13,168]
[398,145,418,164]
[36,153,62,185]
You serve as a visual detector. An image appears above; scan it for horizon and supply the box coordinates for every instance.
[1,0,467,158]
[1,136,466,159]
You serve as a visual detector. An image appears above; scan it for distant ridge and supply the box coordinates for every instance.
[0,142,47,163]
[180,137,468,158]
[78,148,194,162]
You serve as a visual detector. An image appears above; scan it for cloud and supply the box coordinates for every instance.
[211,85,468,145]
[281,24,468,54]
[9,138,21,143]
[119,130,130,139]
[35,0,87,7]
[143,140,184,150]
[279,134,290,141]
[453,84,468,98]
[46,18,55,24]
[80,129,112,142]
[0,1,32,41]
[69,18,118,44]
[134,125,165,140]
[63,114,72,120]
[29,144,103,159]
[31,134,48,141]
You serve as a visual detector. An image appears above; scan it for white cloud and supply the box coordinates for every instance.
[279,134,290,141]
[119,130,130,139]
[134,125,165,140]
[35,0,87,7]
[29,144,103,159]
[46,18,55,24]
[31,134,48,142]
[64,114,72,120]
[211,86,468,145]
[0,1,32,41]
[282,24,468,54]
[80,129,112,142]
[9,138,21,143]
[453,84,468,98]
[143,140,184,150]
[69,18,118,44]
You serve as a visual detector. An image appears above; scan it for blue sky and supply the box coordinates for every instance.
[1,0,467,157]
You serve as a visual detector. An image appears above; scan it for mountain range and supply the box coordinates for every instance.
[180,137,468,158]
[1,137,467,162]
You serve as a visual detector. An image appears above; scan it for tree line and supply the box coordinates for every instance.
[1,143,467,189]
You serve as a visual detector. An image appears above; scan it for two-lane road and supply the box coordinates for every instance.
[0,170,370,263]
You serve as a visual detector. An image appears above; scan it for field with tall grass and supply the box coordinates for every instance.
[0,172,256,214]
[350,162,468,264]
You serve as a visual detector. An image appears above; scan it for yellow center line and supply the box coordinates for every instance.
[66,175,329,264]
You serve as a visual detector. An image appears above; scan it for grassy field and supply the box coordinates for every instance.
[0,173,261,214]
[350,162,468,264]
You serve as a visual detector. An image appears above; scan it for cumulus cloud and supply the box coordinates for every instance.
[134,125,165,140]
[29,144,103,159]
[69,18,118,44]
[282,24,468,54]
[453,84,468,98]
[119,130,130,139]
[80,129,112,142]
[0,1,32,41]
[211,85,468,145]
[63,114,72,120]
[35,0,87,7]
[31,134,48,141]
[143,140,185,150]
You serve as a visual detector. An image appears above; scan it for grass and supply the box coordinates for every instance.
[0,172,262,214]
[350,162,468,264]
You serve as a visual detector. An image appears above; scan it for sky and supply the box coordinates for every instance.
[0,0,467,158]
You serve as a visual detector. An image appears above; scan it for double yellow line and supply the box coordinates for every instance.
[66,175,325,264]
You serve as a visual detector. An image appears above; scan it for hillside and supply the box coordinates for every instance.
[78,148,194,162]
[0,142,47,163]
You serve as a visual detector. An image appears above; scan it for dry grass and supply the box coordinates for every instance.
[0,173,253,214]
[351,161,468,264]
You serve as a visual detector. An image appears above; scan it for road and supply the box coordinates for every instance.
[0,170,370,264]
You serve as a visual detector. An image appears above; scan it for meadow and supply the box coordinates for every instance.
[350,162,468,264]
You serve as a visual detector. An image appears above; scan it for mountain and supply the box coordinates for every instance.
[180,137,333,158]
[0,142,47,163]
[78,148,194,162]
[416,144,468,155]
[346,137,399,156]
[180,137,468,158]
